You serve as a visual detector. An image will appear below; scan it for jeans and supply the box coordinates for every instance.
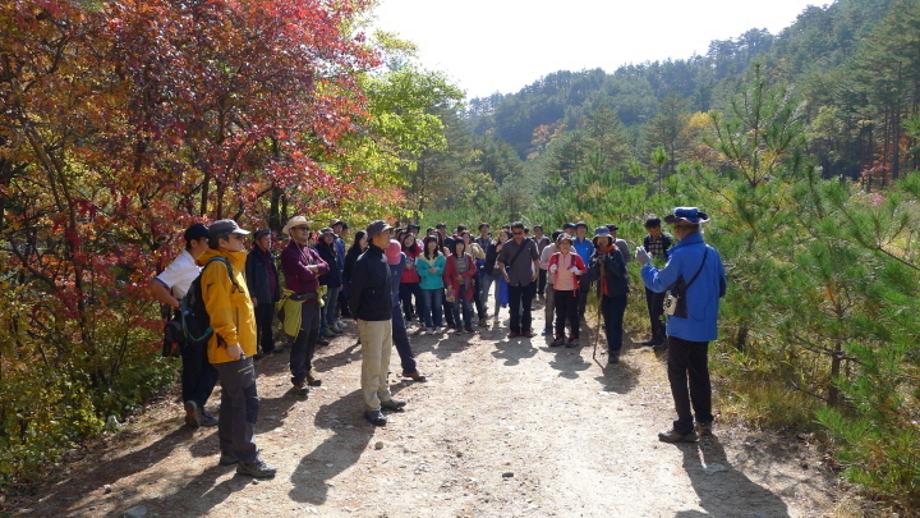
[420,288,443,328]
[473,271,485,319]
[214,358,259,464]
[479,272,495,311]
[602,295,628,353]
[399,282,421,320]
[543,283,555,332]
[508,282,536,333]
[321,285,340,334]
[645,287,667,342]
[254,303,275,354]
[667,336,714,434]
[448,290,474,330]
[290,302,320,385]
[181,339,218,409]
[553,289,579,339]
[391,305,418,374]
[357,319,394,411]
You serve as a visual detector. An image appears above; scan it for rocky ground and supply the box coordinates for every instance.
[7,299,844,517]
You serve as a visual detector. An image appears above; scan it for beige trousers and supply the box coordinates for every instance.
[356,319,394,411]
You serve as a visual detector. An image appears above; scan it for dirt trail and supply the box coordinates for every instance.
[11,300,840,517]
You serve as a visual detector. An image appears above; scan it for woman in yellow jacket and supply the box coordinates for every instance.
[199,219,276,479]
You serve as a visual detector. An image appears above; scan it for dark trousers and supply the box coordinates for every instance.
[508,282,536,333]
[577,286,589,320]
[448,291,474,330]
[180,340,218,408]
[538,269,547,297]
[399,282,421,321]
[290,302,320,385]
[667,336,714,434]
[254,303,275,354]
[443,289,456,327]
[602,295,628,353]
[645,288,666,342]
[214,358,259,464]
[554,289,579,339]
[391,305,417,374]
[474,271,485,319]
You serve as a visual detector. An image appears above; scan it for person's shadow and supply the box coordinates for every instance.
[288,388,375,505]
[491,338,537,366]
[673,435,790,518]
[547,346,591,379]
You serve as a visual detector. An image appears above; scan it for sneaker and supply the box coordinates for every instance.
[608,350,620,365]
[696,422,713,437]
[464,327,475,334]
[541,328,551,336]
[306,372,322,387]
[478,320,488,328]
[658,429,699,443]
[317,337,331,347]
[521,330,536,338]
[236,459,277,479]
[200,411,218,427]
[334,321,345,332]
[322,328,337,338]
[508,331,520,339]
[380,399,407,412]
[550,337,565,347]
[565,337,580,348]
[291,380,308,396]
[184,400,201,428]
[218,452,239,466]
[364,409,387,426]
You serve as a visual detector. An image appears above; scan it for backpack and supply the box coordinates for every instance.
[174,257,240,352]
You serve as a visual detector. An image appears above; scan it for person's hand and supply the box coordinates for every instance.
[531,272,538,283]
[171,297,181,310]
[569,266,580,274]
[503,272,511,283]
[549,264,558,273]
[429,267,437,274]
[636,246,650,266]
[455,275,463,282]
[227,343,243,360]
[251,297,258,306]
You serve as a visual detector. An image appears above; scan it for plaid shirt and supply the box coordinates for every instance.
[643,234,673,260]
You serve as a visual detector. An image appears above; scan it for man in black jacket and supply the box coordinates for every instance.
[245,229,280,356]
[639,216,673,347]
[350,220,407,426]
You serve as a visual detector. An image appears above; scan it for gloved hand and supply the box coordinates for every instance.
[636,246,650,266]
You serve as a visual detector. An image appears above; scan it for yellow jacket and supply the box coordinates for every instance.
[197,248,257,364]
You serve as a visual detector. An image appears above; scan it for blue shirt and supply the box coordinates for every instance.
[641,232,726,342]
[573,237,594,267]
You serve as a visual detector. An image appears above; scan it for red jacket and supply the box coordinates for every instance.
[400,242,422,284]
[443,253,477,301]
[548,252,587,291]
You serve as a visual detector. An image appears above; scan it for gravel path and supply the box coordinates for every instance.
[12,299,840,517]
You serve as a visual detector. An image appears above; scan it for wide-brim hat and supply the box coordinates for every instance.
[592,226,613,245]
[282,215,313,235]
[664,207,710,225]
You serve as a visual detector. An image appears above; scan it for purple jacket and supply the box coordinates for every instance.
[281,240,329,295]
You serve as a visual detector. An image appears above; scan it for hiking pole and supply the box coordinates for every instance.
[591,258,605,367]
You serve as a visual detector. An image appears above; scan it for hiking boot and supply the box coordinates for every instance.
[334,320,345,332]
[236,459,277,479]
[184,400,201,428]
[291,379,308,396]
[402,370,427,382]
[380,399,407,412]
[696,422,713,437]
[306,372,322,387]
[200,411,218,427]
[565,337,580,348]
[550,337,565,347]
[608,350,620,365]
[365,410,387,426]
[521,330,536,338]
[317,337,331,347]
[218,452,239,466]
[658,428,698,443]
[508,331,520,339]
[322,328,337,338]
[478,319,488,328]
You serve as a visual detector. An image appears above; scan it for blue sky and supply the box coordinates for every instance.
[372,0,818,99]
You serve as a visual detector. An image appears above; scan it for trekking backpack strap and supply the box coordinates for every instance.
[684,246,710,291]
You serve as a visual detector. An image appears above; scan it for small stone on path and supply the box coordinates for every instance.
[375,441,384,450]
[502,472,514,478]
[122,504,147,518]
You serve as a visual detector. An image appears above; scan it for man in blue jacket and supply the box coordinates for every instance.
[638,207,726,443]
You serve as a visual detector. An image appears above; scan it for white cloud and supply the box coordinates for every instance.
[372,0,818,98]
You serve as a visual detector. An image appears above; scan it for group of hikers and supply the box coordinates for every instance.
[149,207,726,480]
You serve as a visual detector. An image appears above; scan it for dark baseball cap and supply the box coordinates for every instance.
[208,219,250,239]
[184,223,209,242]
[366,220,393,240]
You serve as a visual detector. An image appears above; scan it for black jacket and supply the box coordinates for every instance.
[316,242,342,288]
[588,248,629,298]
[245,248,280,305]
[348,244,392,321]
[343,246,362,284]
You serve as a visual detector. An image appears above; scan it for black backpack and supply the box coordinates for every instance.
[163,257,240,355]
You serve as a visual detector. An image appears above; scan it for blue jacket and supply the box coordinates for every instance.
[573,237,594,266]
[641,232,726,342]
[335,236,346,273]
[416,254,446,290]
